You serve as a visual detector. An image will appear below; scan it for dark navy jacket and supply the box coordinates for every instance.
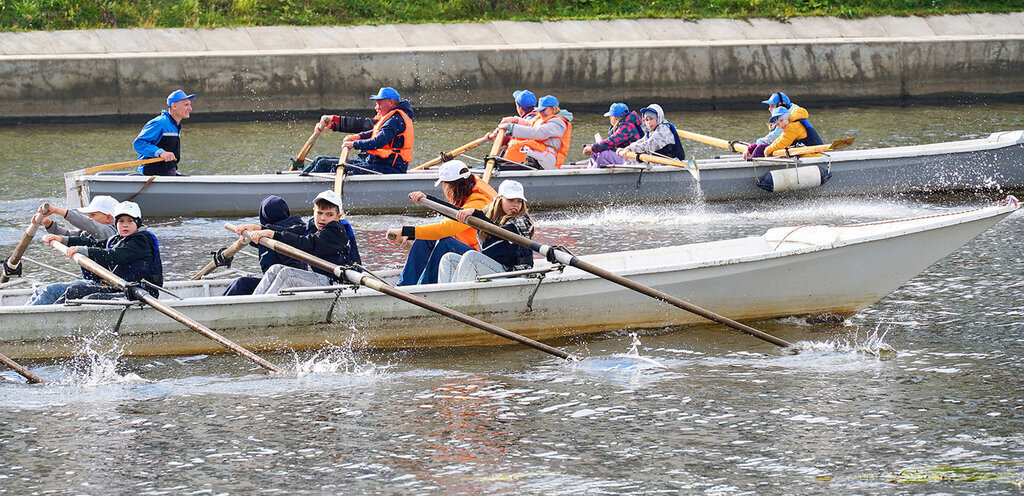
[479,215,535,272]
[353,99,415,171]
[67,229,163,295]
[273,219,361,281]
[133,110,182,176]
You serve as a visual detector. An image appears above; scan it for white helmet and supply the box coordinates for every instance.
[113,201,142,223]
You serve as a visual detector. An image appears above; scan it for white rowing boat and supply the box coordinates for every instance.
[63,132,1024,217]
[1,197,1017,359]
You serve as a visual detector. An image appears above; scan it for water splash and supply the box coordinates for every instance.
[290,334,391,377]
[54,330,145,387]
[577,334,669,371]
[790,326,895,356]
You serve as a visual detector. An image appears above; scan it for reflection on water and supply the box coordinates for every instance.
[1,104,1023,494]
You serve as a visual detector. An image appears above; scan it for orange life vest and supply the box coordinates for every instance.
[502,114,572,168]
[453,180,498,248]
[366,109,414,163]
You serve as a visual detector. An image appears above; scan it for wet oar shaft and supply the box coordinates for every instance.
[418,198,792,348]
[412,136,489,170]
[226,224,574,360]
[0,352,45,384]
[2,203,49,284]
[292,125,324,169]
[334,147,351,196]
[190,237,248,280]
[482,128,506,184]
[85,157,164,174]
[48,240,284,373]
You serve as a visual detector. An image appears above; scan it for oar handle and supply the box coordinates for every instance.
[2,203,50,284]
[47,239,284,373]
[412,135,489,171]
[190,237,249,280]
[334,147,351,195]
[417,197,792,348]
[226,223,576,360]
[482,128,506,184]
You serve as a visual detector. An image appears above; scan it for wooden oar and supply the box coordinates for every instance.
[1,203,49,284]
[190,238,248,280]
[290,125,324,170]
[0,352,45,384]
[618,150,699,181]
[85,157,164,175]
[226,223,576,361]
[47,240,284,373]
[418,197,793,349]
[411,136,489,171]
[676,129,749,153]
[334,147,351,196]
[770,137,855,157]
[482,128,506,184]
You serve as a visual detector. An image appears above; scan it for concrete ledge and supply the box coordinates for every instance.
[2,14,1024,119]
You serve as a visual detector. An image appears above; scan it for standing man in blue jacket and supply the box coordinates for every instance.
[133,89,195,176]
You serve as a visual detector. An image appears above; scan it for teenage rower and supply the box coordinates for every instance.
[584,102,644,168]
[619,103,685,163]
[744,92,822,159]
[303,86,415,175]
[763,105,824,157]
[489,95,573,170]
[222,195,308,296]
[234,190,360,295]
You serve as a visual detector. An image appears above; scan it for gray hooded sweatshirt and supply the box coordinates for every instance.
[627,104,675,155]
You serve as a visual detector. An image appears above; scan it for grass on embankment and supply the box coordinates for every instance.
[2,0,1023,32]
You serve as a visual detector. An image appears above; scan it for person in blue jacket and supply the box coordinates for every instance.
[233,190,361,295]
[303,87,415,175]
[221,195,308,296]
[133,89,194,176]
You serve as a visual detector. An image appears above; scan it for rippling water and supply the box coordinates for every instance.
[1,105,1023,494]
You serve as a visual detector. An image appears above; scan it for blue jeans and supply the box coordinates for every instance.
[397,238,473,286]
[26,279,89,306]
[303,155,407,175]
[222,276,261,296]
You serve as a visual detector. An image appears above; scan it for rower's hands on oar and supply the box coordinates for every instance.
[233,223,262,241]
[456,208,475,223]
[616,147,629,157]
[408,191,426,204]
[385,228,408,248]
[583,144,594,157]
[317,115,333,131]
[41,234,63,246]
[246,229,275,245]
[159,151,176,162]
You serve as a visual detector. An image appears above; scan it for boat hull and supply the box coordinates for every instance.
[2,199,1016,359]
[65,132,1024,217]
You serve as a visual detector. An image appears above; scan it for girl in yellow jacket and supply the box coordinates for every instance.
[387,160,497,285]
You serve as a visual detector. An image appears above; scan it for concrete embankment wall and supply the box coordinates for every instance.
[1,14,1023,121]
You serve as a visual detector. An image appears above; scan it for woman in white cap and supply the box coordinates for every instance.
[28,201,163,305]
[38,195,118,240]
[386,160,497,285]
[437,180,535,284]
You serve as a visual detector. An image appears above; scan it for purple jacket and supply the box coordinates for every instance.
[591,111,644,154]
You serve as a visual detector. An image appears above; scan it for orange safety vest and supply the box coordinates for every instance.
[366,109,414,163]
[502,114,573,168]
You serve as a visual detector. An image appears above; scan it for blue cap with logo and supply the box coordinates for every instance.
[513,90,537,109]
[604,102,629,117]
[534,95,559,112]
[761,92,791,106]
[166,89,195,107]
[768,106,791,123]
[370,87,401,100]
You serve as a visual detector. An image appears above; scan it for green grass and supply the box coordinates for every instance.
[2,0,1023,32]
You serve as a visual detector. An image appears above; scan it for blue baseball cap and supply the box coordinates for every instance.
[535,95,559,112]
[370,87,401,100]
[768,106,791,123]
[761,92,791,106]
[604,102,629,117]
[166,89,195,107]
[513,90,537,108]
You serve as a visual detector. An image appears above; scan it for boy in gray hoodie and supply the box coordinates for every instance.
[621,103,686,163]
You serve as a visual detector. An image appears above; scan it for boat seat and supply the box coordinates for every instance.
[762,225,839,249]
[95,171,143,176]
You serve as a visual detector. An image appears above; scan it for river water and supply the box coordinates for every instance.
[1,104,1023,494]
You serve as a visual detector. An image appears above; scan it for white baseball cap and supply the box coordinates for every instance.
[113,201,142,221]
[497,180,527,201]
[313,190,344,210]
[78,195,118,216]
[434,160,472,187]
